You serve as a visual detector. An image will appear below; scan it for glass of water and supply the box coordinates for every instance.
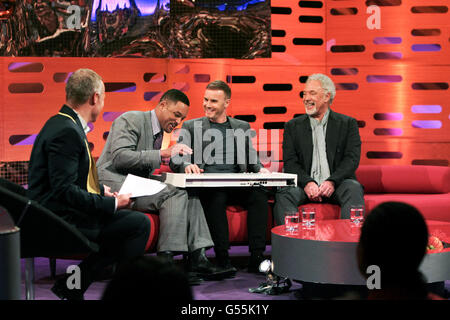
[301,207,316,229]
[350,205,364,225]
[284,211,300,232]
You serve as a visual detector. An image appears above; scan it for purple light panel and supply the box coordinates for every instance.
[335,83,358,90]
[411,105,442,113]
[411,83,449,90]
[373,52,403,59]
[194,74,211,83]
[143,73,166,83]
[373,37,402,44]
[412,120,442,129]
[91,0,169,19]
[103,112,125,122]
[53,73,72,83]
[412,159,449,166]
[366,75,402,83]
[8,83,44,93]
[144,91,162,101]
[9,134,37,146]
[8,62,43,72]
[374,113,403,121]
[374,128,403,136]
[366,151,403,159]
[411,44,441,52]
[113,85,136,93]
[8,62,31,70]
[330,68,358,75]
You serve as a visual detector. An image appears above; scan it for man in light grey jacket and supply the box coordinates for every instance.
[97,89,229,282]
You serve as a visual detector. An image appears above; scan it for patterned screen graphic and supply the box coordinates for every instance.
[0,0,449,170]
[0,0,271,58]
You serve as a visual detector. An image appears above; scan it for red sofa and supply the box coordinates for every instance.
[299,165,450,223]
[143,207,273,252]
[145,164,450,252]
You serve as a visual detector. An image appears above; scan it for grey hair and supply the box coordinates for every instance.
[306,73,336,104]
[66,69,104,106]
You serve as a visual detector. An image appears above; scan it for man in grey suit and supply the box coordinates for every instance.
[97,89,228,282]
[274,73,364,225]
[170,81,270,275]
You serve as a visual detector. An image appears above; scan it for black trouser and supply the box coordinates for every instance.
[199,187,268,255]
[274,179,365,225]
[76,209,150,293]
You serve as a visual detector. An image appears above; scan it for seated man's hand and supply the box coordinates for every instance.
[160,143,192,159]
[259,167,271,174]
[318,180,335,198]
[116,193,133,209]
[103,185,116,197]
[304,181,321,202]
[185,164,204,174]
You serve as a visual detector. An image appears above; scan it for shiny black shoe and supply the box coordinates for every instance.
[93,263,117,281]
[51,277,84,300]
[187,272,204,286]
[248,252,265,274]
[189,248,236,280]
[217,260,238,279]
[156,251,175,264]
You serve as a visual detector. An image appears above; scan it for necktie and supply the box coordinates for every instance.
[85,140,101,194]
[153,131,163,150]
[58,111,100,194]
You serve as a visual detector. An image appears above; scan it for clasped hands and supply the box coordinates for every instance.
[304,180,335,202]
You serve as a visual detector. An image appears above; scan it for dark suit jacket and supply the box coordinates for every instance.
[283,109,361,188]
[170,116,263,173]
[28,105,115,225]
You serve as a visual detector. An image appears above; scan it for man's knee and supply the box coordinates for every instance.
[340,179,364,194]
[127,211,151,234]
[275,186,302,205]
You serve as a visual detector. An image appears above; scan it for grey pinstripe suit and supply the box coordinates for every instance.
[97,110,213,252]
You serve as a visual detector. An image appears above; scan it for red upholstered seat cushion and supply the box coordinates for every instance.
[143,213,160,252]
[226,205,273,243]
[364,194,450,222]
[143,206,273,253]
[356,165,450,194]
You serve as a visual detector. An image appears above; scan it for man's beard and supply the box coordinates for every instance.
[305,106,318,117]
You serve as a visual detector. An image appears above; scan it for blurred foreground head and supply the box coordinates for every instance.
[102,255,193,301]
[357,201,428,286]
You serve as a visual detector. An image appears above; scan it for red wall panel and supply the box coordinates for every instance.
[1,0,449,168]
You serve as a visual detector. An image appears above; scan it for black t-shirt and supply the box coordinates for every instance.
[203,120,240,173]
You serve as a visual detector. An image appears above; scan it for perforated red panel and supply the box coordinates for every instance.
[1,0,449,167]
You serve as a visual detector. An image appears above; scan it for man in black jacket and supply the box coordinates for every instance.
[274,73,364,225]
[28,68,150,299]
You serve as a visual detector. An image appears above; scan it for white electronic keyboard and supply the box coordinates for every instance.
[162,172,297,188]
